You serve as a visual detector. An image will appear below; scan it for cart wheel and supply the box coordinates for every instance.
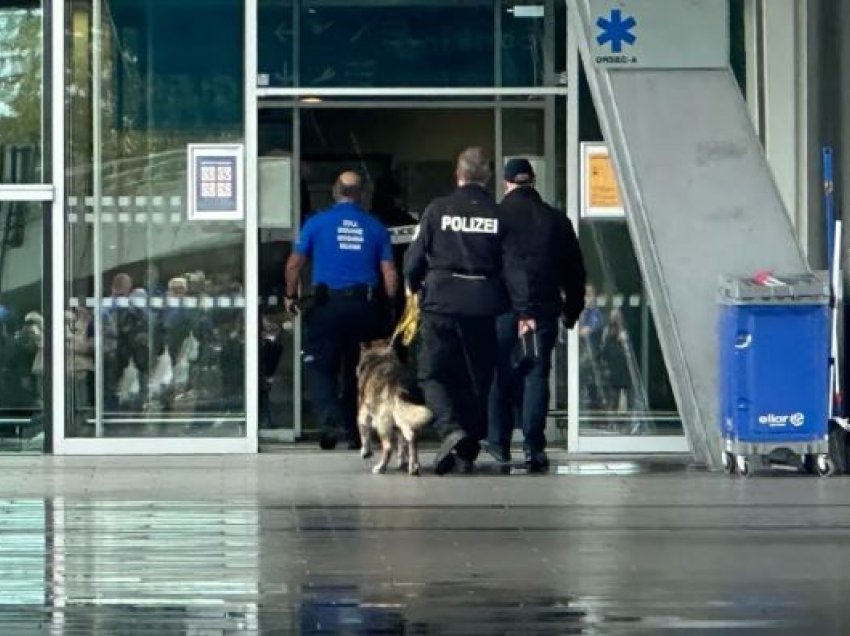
[816,454,836,478]
[721,451,735,475]
[735,454,751,477]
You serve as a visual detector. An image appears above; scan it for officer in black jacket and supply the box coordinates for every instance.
[483,158,587,471]
[404,147,533,475]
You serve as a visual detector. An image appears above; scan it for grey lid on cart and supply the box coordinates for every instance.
[717,272,830,305]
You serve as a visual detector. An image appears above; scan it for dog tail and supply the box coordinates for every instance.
[393,398,432,431]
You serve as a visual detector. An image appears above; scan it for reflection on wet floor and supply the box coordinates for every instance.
[0,492,838,634]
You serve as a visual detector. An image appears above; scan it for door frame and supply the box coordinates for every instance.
[50,0,258,454]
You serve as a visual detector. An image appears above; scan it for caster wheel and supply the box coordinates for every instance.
[816,454,836,477]
[721,451,735,475]
[735,454,751,477]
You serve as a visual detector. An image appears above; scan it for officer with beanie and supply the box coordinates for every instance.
[482,158,587,471]
[404,147,533,475]
[285,170,399,450]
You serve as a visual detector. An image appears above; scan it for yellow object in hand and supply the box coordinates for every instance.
[391,292,420,347]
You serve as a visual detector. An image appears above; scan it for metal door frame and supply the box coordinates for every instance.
[50,0,258,454]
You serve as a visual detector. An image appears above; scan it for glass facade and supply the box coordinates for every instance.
[64,0,247,440]
[257,0,566,89]
[2,0,766,455]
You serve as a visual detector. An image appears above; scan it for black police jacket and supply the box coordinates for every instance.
[404,184,529,317]
[499,186,587,327]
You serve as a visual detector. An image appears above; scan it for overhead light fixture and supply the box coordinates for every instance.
[299,97,323,104]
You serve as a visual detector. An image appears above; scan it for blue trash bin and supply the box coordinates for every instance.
[718,273,831,475]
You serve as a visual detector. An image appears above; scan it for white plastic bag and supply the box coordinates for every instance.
[117,359,140,404]
[148,351,173,397]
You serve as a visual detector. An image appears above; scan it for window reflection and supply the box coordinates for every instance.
[578,222,682,437]
[0,203,44,451]
[258,0,565,89]
[0,1,43,184]
[65,0,247,439]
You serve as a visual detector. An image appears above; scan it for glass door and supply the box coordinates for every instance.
[0,1,50,453]
[55,0,256,453]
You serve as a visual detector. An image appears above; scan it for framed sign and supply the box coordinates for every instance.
[590,0,728,70]
[187,144,244,221]
[581,142,624,219]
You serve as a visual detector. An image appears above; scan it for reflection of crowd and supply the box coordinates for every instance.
[66,270,247,434]
[0,307,45,414]
[579,283,637,414]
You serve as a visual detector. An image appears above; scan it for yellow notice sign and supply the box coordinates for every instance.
[588,154,621,208]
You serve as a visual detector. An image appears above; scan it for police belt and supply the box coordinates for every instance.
[432,269,495,281]
[320,283,376,300]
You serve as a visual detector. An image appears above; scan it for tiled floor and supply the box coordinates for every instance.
[0,450,849,634]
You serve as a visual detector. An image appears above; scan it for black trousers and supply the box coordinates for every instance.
[417,312,496,461]
[303,294,385,441]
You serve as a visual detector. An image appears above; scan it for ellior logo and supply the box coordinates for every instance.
[758,413,805,428]
[596,9,637,53]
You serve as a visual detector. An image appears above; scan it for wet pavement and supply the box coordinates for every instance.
[1,451,850,634]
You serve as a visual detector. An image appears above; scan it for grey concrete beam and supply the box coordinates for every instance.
[569,0,809,468]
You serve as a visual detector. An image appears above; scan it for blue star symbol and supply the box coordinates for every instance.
[596,9,637,53]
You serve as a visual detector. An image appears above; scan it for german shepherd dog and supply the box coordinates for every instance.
[357,340,432,475]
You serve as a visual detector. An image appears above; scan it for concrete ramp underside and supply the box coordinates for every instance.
[571,3,808,468]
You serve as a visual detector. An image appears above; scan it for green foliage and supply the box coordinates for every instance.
[0,9,42,146]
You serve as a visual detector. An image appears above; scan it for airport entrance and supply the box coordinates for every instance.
[9,0,686,454]
[256,104,564,442]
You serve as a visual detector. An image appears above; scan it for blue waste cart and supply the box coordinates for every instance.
[718,273,831,476]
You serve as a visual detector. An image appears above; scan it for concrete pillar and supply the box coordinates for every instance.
[757,0,810,257]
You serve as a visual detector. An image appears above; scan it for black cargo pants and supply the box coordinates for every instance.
[302,290,386,442]
[417,311,497,461]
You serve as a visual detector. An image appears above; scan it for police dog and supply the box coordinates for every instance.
[357,339,432,476]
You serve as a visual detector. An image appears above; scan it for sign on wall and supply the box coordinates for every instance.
[590,0,728,69]
[581,143,624,219]
[187,144,244,221]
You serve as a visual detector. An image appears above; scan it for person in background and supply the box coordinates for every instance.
[285,170,399,450]
[483,158,586,471]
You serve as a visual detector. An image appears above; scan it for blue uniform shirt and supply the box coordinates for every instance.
[294,202,393,289]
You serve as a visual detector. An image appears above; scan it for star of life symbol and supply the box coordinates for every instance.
[596,8,637,53]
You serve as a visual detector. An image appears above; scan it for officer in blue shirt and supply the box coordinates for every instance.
[284,170,399,450]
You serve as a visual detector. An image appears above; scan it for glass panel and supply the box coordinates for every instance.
[258,0,294,88]
[258,108,296,437]
[500,0,563,87]
[298,0,495,88]
[65,0,246,439]
[577,222,683,437]
[0,1,44,184]
[0,202,45,451]
[259,1,567,89]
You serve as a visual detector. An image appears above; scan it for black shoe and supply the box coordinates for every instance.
[456,457,475,474]
[434,430,467,475]
[319,431,338,450]
[481,439,510,464]
[525,450,550,473]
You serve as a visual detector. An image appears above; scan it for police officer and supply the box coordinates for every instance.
[404,147,533,475]
[284,170,399,450]
[483,158,587,471]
